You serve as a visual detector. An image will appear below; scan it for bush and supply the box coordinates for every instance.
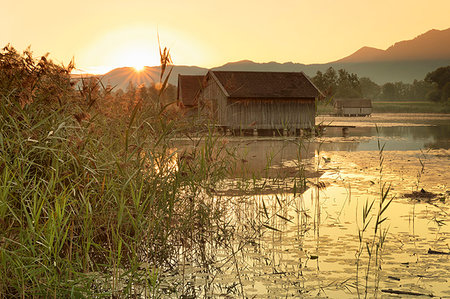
[426,89,442,102]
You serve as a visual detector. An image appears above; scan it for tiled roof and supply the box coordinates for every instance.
[210,71,320,99]
[177,75,204,106]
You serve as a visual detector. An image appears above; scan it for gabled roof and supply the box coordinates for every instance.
[177,75,204,106]
[208,71,320,99]
[334,98,372,108]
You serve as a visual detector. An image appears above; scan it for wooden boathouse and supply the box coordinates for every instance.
[196,70,321,134]
[177,75,204,109]
[334,98,372,116]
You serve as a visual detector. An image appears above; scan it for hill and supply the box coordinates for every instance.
[216,28,450,83]
[336,28,450,63]
[73,65,207,91]
[72,27,450,88]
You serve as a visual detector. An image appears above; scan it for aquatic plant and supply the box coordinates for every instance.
[355,126,394,299]
[0,45,236,297]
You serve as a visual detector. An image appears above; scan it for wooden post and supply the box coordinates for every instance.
[342,127,349,136]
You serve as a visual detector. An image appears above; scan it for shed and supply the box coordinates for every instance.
[334,99,372,116]
[177,75,204,108]
[196,70,321,131]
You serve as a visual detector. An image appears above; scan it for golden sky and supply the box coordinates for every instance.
[2,0,449,74]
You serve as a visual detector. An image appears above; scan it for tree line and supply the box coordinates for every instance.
[312,66,450,103]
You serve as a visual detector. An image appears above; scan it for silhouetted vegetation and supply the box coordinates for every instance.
[0,45,236,297]
[312,66,449,109]
[313,67,362,98]
[425,66,450,102]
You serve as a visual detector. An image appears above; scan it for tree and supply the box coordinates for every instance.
[312,67,363,98]
[393,81,411,99]
[360,77,380,99]
[381,83,396,99]
[426,90,441,102]
[323,67,338,95]
[335,69,362,98]
[442,82,450,103]
[425,66,450,102]
[425,66,450,89]
[312,70,326,93]
[411,80,434,100]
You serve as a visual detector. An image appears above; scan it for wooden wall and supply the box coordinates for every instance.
[197,75,228,124]
[227,99,315,129]
[198,75,316,129]
[337,107,372,116]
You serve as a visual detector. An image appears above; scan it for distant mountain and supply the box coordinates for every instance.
[213,60,308,72]
[73,65,207,91]
[215,28,450,83]
[336,28,450,62]
[335,47,386,63]
[72,27,450,87]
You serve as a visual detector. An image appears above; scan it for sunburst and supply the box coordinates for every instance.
[133,64,146,72]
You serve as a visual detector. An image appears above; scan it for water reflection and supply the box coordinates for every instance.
[318,124,450,151]
[163,115,449,298]
[162,148,449,298]
[175,137,317,179]
[317,114,450,151]
[174,120,449,179]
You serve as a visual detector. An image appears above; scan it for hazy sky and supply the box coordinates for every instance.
[2,0,449,74]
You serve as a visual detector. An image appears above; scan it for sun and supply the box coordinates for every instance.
[107,42,158,71]
[133,64,146,72]
[126,51,149,72]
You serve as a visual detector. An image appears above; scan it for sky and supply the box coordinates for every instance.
[2,0,449,74]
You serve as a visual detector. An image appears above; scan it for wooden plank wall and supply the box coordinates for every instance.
[198,78,316,129]
[197,76,228,124]
[226,99,315,129]
[341,107,372,116]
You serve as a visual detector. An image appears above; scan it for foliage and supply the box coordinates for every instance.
[442,82,450,102]
[0,44,75,109]
[359,77,381,99]
[312,65,440,102]
[380,82,396,99]
[312,67,338,96]
[380,80,435,100]
[335,69,362,98]
[425,66,450,89]
[425,66,450,102]
[0,45,235,297]
[313,67,363,98]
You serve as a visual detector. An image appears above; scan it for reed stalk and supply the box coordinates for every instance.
[0,45,237,297]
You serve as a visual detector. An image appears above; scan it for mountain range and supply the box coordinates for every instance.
[74,28,450,90]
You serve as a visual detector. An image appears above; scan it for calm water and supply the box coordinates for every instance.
[317,113,450,151]
[320,124,450,151]
[166,114,450,298]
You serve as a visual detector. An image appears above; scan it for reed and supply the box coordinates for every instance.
[0,45,236,297]
[355,126,394,299]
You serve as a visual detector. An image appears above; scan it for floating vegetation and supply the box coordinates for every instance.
[404,188,448,202]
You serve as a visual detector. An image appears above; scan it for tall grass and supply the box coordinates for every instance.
[0,45,235,297]
[355,126,394,299]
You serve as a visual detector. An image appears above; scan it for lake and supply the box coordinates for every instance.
[164,113,449,298]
